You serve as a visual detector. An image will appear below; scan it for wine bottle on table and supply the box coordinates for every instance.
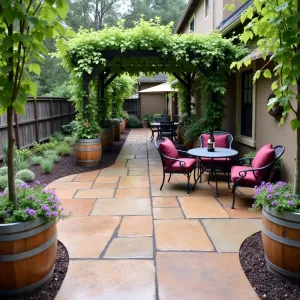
[207,129,215,152]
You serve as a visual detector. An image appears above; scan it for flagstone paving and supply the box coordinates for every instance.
[52,129,261,299]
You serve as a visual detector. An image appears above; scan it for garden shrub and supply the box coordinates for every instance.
[0,166,8,176]
[0,176,8,189]
[127,115,142,128]
[43,150,57,157]
[15,156,30,172]
[64,136,76,146]
[52,131,65,142]
[31,156,43,166]
[41,160,54,174]
[15,170,35,182]
[45,154,61,163]
[61,120,78,136]
[56,143,72,156]
[15,148,32,160]
[33,142,56,155]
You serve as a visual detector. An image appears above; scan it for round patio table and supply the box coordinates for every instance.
[150,122,179,127]
[188,147,238,197]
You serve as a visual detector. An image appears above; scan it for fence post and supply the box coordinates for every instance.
[50,97,54,135]
[60,99,63,126]
[14,111,20,149]
[33,99,39,142]
[68,100,71,122]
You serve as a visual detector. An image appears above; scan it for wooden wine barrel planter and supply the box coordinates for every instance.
[120,119,125,133]
[0,218,57,296]
[113,122,121,141]
[74,138,102,167]
[101,127,114,152]
[262,206,300,282]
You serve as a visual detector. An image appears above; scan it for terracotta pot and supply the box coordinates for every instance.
[262,206,300,282]
[142,121,149,128]
[120,119,125,133]
[75,138,102,166]
[0,218,57,296]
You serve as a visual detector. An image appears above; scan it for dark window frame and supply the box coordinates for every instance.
[205,0,209,18]
[240,70,253,138]
[189,18,195,32]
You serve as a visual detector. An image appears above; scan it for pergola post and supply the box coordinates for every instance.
[83,71,90,120]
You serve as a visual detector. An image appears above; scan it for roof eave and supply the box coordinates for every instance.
[175,0,197,33]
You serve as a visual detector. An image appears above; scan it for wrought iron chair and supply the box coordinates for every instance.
[148,119,159,141]
[159,121,176,142]
[155,137,197,194]
[231,144,285,209]
[198,131,234,187]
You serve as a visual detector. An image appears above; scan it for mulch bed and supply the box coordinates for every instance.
[4,241,69,300]
[240,232,300,299]
[30,129,130,186]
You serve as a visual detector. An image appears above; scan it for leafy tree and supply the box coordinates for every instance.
[124,0,188,28]
[231,0,300,192]
[0,0,71,206]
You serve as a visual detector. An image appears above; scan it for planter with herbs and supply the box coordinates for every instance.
[0,182,67,295]
[252,181,300,282]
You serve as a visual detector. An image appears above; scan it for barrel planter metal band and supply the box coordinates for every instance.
[0,221,52,241]
[0,266,55,296]
[265,256,300,279]
[0,217,46,234]
[262,206,300,282]
[0,232,57,262]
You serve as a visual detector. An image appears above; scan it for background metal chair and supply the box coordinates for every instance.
[198,131,234,187]
[159,121,176,142]
[147,119,159,141]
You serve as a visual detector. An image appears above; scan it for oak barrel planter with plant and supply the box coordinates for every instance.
[101,127,114,152]
[262,206,300,281]
[120,119,126,133]
[253,181,300,282]
[0,218,57,295]
[74,138,102,167]
[0,183,67,296]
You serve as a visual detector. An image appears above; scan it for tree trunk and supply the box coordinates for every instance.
[7,105,17,207]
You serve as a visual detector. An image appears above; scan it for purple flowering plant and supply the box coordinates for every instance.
[252,181,300,213]
[0,181,68,224]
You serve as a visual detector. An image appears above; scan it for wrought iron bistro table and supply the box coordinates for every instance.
[150,122,179,127]
[188,147,238,197]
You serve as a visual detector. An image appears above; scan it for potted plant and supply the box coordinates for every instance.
[112,118,121,141]
[74,119,102,167]
[142,115,149,128]
[0,182,68,295]
[252,181,300,281]
[244,151,283,181]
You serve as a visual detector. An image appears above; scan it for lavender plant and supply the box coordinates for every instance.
[252,181,300,213]
[0,181,68,224]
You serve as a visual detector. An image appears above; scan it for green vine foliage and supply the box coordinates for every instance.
[231,0,300,128]
[57,18,247,137]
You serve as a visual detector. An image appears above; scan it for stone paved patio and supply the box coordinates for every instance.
[53,129,261,299]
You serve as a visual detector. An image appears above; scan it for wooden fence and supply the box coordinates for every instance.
[0,97,76,158]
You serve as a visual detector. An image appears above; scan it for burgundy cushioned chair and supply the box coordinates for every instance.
[155,137,197,194]
[199,131,233,187]
[231,144,285,209]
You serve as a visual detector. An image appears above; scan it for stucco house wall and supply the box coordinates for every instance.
[140,82,166,119]
[177,0,296,182]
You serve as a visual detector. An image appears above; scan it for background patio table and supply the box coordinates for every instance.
[188,147,238,197]
[150,122,179,127]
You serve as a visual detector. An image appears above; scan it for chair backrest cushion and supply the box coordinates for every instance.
[202,133,229,148]
[252,144,275,180]
[158,138,179,166]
